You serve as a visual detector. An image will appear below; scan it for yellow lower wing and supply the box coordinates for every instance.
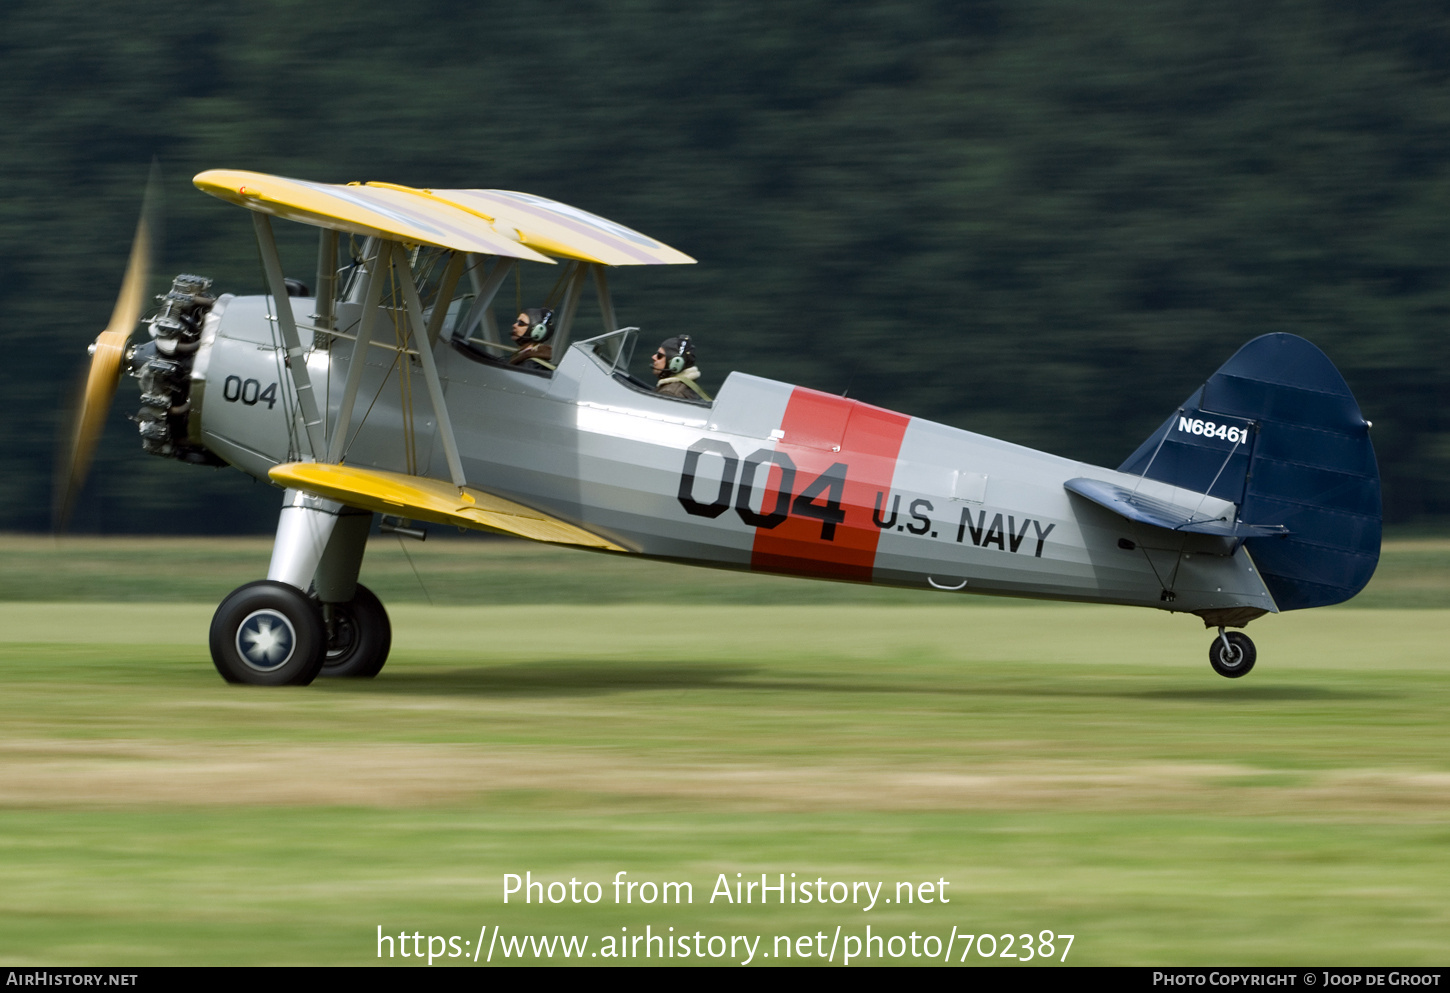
[269,463,626,552]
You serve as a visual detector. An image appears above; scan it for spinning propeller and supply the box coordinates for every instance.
[54,170,158,530]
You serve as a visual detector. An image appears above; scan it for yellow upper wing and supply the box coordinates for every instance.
[269,462,627,552]
[193,170,694,266]
[426,187,695,265]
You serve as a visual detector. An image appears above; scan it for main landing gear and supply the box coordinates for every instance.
[1209,627,1256,678]
[210,580,326,685]
[318,583,391,678]
[210,491,391,686]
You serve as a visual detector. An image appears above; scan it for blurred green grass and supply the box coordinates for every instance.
[2,806,1445,966]
[0,536,1446,965]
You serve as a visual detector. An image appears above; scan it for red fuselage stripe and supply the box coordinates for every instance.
[750,387,910,581]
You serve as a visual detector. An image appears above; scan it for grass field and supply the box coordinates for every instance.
[0,534,1446,966]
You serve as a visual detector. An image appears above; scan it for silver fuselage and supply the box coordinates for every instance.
[187,293,1277,617]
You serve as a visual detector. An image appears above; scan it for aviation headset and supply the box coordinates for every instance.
[520,307,556,343]
[659,335,696,374]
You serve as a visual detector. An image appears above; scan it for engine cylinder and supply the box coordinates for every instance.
[129,274,225,465]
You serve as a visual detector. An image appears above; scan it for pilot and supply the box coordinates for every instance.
[652,336,710,400]
[509,307,556,370]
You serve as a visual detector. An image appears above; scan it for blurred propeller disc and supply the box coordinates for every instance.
[54,168,158,530]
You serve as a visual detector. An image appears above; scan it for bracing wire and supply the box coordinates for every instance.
[339,350,402,463]
[396,533,433,605]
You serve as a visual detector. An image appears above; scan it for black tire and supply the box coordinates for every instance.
[317,583,391,678]
[1208,630,1257,678]
[209,581,326,686]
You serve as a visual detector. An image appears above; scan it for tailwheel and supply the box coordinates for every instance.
[1208,628,1256,679]
[318,583,391,679]
[209,581,326,686]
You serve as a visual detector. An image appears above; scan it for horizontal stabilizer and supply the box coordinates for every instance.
[1064,478,1290,538]
[269,463,626,552]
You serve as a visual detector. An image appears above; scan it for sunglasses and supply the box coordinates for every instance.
[514,319,530,327]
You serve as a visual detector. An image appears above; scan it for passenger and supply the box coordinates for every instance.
[652,336,710,400]
[509,307,556,370]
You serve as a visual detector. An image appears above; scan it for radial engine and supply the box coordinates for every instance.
[128,273,225,465]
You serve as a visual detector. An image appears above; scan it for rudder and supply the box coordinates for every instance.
[1118,334,1380,610]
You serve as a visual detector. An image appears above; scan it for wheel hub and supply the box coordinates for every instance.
[235,609,297,671]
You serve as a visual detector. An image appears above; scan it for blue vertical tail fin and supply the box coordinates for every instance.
[1118,333,1380,610]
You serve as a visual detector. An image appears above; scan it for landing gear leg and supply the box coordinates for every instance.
[209,490,343,686]
[1208,627,1256,678]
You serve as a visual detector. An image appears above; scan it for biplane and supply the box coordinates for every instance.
[59,169,1382,685]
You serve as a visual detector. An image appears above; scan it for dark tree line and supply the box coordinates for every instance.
[2,0,1447,532]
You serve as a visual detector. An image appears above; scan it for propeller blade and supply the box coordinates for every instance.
[54,175,157,529]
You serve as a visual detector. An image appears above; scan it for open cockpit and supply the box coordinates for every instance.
[403,248,714,406]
